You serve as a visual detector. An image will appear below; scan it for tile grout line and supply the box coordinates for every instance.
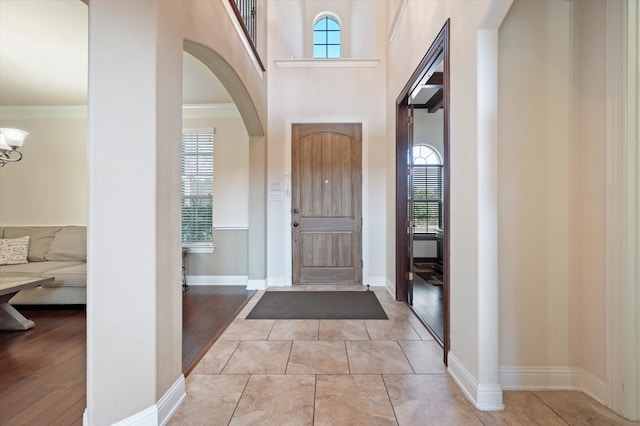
[396,340,417,375]
[217,340,241,375]
[380,374,401,425]
[227,374,251,425]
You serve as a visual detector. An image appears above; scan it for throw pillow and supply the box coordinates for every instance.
[0,236,31,265]
[3,226,61,261]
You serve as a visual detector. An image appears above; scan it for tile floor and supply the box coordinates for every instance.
[170,286,638,425]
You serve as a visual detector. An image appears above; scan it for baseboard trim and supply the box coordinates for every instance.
[267,276,289,288]
[111,405,157,426]
[247,279,266,290]
[448,352,504,411]
[367,276,387,287]
[158,375,186,425]
[499,366,607,405]
[385,277,395,298]
[86,375,185,425]
[186,275,248,286]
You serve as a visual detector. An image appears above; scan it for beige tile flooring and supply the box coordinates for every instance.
[170,286,637,425]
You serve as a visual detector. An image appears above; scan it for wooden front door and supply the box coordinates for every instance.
[291,123,362,284]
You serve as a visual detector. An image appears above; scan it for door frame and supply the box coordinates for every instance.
[283,117,371,287]
[395,20,450,360]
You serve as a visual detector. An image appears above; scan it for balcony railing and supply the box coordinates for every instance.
[229,0,265,71]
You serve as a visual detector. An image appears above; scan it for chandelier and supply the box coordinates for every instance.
[0,128,29,167]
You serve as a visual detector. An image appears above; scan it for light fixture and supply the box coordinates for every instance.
[0,128,29,167]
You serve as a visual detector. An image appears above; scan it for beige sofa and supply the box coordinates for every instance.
[0,226,86,305]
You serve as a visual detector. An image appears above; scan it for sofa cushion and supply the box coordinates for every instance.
[3,226,61,261]
[0,260,84,275]
[42,263,86,288]
[44,226,86,262]
[0,236,30,265]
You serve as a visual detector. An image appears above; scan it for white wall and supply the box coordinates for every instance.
[266,0,388,287]
[386,0,496,404]
[498,0,572,370]
[569,0,608,382]
[413,108,444,157]
[183,110,249,228]
[183,108,251,277]
[0,109,87,226]
[86,0,268,423]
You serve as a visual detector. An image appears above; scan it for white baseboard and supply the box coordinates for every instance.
[499,366,607,405]
[247,279,266,290]
[267,276,290,287]
[158,375,186,425]
[86,375,185,426]
[385,277,395,298]
[186,275,248,286]
[448,352,504,411]
[578,368,608,405]
[111,405,157,426]
[367,276,387,287]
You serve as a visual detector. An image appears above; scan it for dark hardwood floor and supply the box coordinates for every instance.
[412,274,444,343]
[0,286,255,425]
[182,286,255,374]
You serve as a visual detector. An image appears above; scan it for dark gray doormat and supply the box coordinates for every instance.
[246,291,388,320]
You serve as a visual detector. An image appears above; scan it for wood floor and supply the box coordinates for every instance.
[0,286,255,425]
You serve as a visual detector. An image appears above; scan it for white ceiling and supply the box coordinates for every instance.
[0,0,231,106]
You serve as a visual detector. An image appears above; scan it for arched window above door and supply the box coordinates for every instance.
[412,144,441,165]
[412,144,443,234]
[313,15,341,59]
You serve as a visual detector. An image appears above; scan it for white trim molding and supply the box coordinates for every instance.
[367,276,387,287]
[158,375,186,426]
[247,279,267,290]
[90,375,186,426]
[266,276,289,288]
[623,0,640,419]
[182,104,241,119]
[448,352,505,411]
[499,366,608,405]
[274,59,380,69]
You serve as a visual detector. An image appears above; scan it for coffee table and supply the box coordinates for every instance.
[0,275,54,330]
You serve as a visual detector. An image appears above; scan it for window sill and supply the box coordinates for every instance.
[274,58,381,69]
[183,245,216,254]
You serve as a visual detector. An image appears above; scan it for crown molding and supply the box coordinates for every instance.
[182,103,241,118]
[0,104,241,120]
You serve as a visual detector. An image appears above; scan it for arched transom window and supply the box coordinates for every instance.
[412,144,443,233]
[313,15,341,59]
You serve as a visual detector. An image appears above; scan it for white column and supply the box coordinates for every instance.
[475,0,513,411]
[86,0,183,424]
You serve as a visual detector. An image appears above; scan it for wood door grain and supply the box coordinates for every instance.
[292,123,362,283]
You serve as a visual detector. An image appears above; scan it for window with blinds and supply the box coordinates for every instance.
[181,130,214,246]
[412,145,443,234]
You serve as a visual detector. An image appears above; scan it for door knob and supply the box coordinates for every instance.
[293,208,299,214]
[293,222,299,227]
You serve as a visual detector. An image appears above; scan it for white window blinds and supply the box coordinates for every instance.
[181,130,214,245]
[412,164,443,233]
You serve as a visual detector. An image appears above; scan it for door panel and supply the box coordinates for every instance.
[292,123,362,284]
